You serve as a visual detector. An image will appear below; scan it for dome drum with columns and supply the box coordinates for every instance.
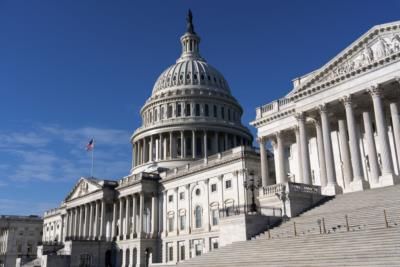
[131,12,252,173]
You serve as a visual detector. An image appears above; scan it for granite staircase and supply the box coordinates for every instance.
[177,185,400,267]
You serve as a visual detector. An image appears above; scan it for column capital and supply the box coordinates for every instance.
[340,95,353,107]
[295,112,306,121]
[368,84,383,98]
[256,136,267,144]
[317,103,328,113]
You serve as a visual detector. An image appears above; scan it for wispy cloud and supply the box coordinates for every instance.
[0,125,132,183]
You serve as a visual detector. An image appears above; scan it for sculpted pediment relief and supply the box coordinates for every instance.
[290,21,400,95]
[65,178,102,201]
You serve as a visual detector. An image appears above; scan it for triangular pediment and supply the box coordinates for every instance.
[65,177,103,201]
[289,21,400,95]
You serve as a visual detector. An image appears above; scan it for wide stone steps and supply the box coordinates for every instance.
[176,185,400,267]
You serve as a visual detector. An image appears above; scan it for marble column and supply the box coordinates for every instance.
[139,193,144,237]
[125,196,131,239]
[112,202,117,239]
[159,133,163,161]
[319,105,339,193]
[362,111,380,184]
[88,202,93,239]
[258,137,269,187]
[389,102,400,171]
[119,198,123,238]
[74,208,78,238]
[151,194,158,237]
[149,135,154,162]
[83,204,89,238]
[274,132,286,184]
[169,132,173,159]
[181,131,185,159]
[132,194,137,238]
[78,206,83,238]
[370,86,396,185]
[315,120,327,187]
[297,113,311,184]
[192,130,196,158]
[162,191,168,237]
[338,119,353,189]
[204,131,208,158]
[163,134,168,160]
[94,201,100,239]
[224,133,228,150]
[342,95,369,191]
[294,126,303,183]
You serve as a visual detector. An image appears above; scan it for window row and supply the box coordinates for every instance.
[167,206,220,233]
[167,180,232,203]
[143,102,240,125]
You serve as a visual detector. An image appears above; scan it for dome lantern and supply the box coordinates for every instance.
[177,10,204,63]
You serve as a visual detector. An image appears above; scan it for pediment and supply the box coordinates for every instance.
[65,177,102,201]
[289,21,400,95]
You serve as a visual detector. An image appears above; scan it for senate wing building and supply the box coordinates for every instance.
[25,12,400,267]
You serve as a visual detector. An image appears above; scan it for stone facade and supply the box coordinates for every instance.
[0,215,43,267]
[251,21,400,202]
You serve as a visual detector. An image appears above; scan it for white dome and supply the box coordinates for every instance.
[152,59,231,95]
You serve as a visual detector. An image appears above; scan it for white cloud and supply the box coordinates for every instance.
[0,132,49,148]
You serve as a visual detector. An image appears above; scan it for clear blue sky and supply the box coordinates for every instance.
[1,0,399,215]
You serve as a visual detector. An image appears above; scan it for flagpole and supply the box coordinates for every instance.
[91,148,94,178]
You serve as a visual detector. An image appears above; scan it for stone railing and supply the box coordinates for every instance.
[262,183,285,197]
[262,182,321,197]
[256,97,294,119]
[44,208,61,217]
[288,182,321,194]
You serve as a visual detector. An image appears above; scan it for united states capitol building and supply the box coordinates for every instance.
[28,12,400,267]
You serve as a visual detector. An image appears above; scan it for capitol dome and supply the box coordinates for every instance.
[130,10,253,174]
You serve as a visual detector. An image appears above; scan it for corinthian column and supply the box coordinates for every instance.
[362,111,380,184]
[294,126,303,183]
[338,119,353,189]
[296,112,311,185]
[314,120,327,187]
[258,137,269,187]
[389,102,400,171]
[369,86,397,185]
[272,132,286,184]
[342,95,369,191]
[319,105,340,194]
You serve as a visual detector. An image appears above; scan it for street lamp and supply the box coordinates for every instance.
[275,185,289,221]
[244,172,261,213]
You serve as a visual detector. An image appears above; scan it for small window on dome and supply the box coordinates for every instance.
[186,74,190,79]
[173,76,176,81]
[208,75,211,81]
[201,74,204,80]
[214,77,217,82]
[180,75,183,80]
[194,74,197,80]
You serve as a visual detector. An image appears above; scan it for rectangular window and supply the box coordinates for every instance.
[211,184,217,192]
[213,105,217,118]
[195,104,200,116]
[204,104,209,117]
[168,195,173,202]
[177,103,182,117]
[161,106,164,119]
[195,244,202,256]
[180,245,185,261]
[179,192,185,200]
[228,109,231,121]
[167,105,173,118]
[180,215,186,230]
[213,242,219,249]
[212,209,219,225]
[168,217,174,232]
[186,103,191,116]
[225,180,232,189]
[169,246,174,261]
[221,107,225,119]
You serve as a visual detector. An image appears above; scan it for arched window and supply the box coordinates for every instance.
[195,206,202,228]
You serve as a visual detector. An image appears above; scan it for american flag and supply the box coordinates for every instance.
[86,138,94,151]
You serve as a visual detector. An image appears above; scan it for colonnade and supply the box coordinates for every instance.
[259,85,400,193]
[65,200,105,240]
[111,193,158,240]
[133,130,248,166]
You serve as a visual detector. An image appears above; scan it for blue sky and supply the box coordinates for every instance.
[1,0,400,215]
